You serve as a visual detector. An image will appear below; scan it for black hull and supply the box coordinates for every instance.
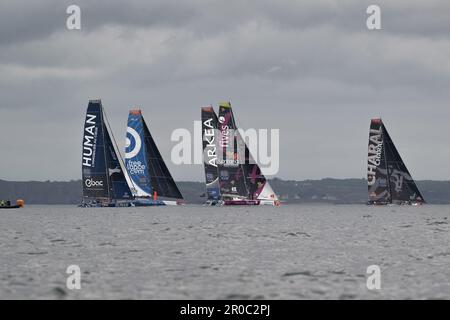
[79,201,132,208]
[0,205,21,209]
[367,201,424,206]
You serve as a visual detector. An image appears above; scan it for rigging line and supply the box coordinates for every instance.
[228,107,251,198]
[103,108,137,193]
[382,124,393,203]
[232,103,266,173]
[231,104,266,186]
[144,121,163,187]
[100,106,112,201]
[81,111,90,201]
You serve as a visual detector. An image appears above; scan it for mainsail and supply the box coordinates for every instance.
[125,109,183,200]
[201,106,220,201]
[217,102,250,200]
[367,118,425,204]
[217,102,278,204]
[81,100,133,202]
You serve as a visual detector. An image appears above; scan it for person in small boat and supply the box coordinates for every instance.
[0,200,11,207]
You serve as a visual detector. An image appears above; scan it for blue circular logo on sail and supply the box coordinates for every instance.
[125,127,142,159]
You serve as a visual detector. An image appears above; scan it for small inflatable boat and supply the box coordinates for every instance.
[0,199,24,209]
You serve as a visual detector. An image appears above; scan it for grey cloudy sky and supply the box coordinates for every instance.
[1,0,450,182]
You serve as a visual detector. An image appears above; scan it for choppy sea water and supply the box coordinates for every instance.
[0,204,449,300]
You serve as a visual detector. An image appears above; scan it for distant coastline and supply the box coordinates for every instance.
[2,178,450,205]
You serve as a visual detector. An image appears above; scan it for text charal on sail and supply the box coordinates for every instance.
[366,118,425,206]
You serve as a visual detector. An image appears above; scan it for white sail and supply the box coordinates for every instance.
[257,182,278,201]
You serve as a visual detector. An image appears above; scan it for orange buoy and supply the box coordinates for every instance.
[16,199,25,208]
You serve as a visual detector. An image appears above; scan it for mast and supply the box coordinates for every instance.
[103,107,135,196]
[100,104,112,200]
[380,120,392,204]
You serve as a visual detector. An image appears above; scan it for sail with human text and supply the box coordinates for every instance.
[81,100,132,205]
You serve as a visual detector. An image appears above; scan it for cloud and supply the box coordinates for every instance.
[0,1,449,181]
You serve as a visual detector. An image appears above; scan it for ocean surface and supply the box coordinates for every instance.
[0,204,449,300]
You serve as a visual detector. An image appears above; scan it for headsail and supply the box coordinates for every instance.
[245,161,278,202]
[367,118,425,204]
[381,121,425,204]
[241,130,278,202]
[201,106,220,201]
[125,109,183,200]
[81,100,132,202]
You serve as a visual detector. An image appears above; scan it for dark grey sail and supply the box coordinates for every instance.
[217,102,250,200]
[201,106,220,201]
[81,100,132,203]
[367,118,425,205]
[367,118,390,203]
[382,122,425,204]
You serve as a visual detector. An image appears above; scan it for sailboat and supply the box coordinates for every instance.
[125,109,184,206]
[81,100,133,207]
[202,102,279,206]
[367,118,425,205]
[201,106,221,205]
[0,199,24,209]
